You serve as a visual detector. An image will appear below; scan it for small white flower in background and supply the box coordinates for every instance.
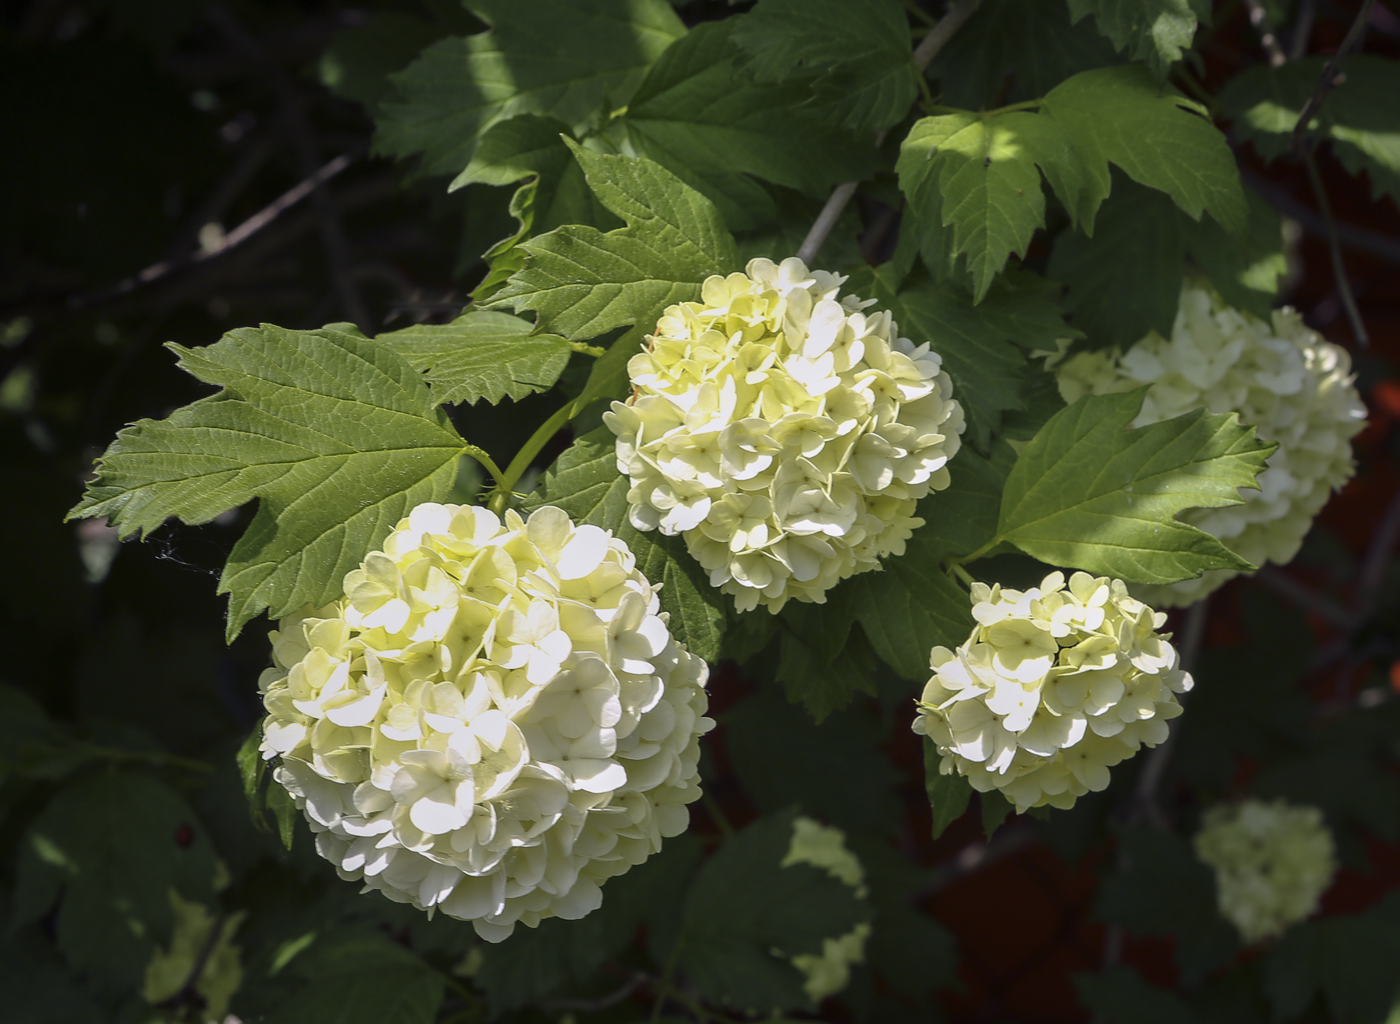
[782,817,871,1002]
[259,503,713,942]
[912,571,1192,813]
[604,257,965,614]
[1194,799,1337,943]
[1051,282,1366,606]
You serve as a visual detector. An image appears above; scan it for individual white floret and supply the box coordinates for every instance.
[1194,799,1337,943]
[259,503,713,942]
[1052,282,1366,606]
[912,571,1192,812]
[605,256,965,614]
[781,817,871,1002]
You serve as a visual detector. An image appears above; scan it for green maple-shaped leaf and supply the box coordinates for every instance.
[68,325,468,639]
[374,0,684,177]
[524,427,724,661]
[730,0,919,133]
[379,310,570,406]
[998,388,1275,583]
[1065,0,1203,81]
[898,110,1086,300]
[1042,64,1246,235]
[487,143,738,340]
[1219,55,1400,206]
[618,21,876,232]
[848,536,972,681]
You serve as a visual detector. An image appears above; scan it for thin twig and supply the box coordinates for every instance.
[1302,148,1370,345]
[1358,484,1400,600]
[1290,0,1377,153]
[1288,0,1318,59]
[542,973,648,1012]
[207,3,370,331]
[67,151,359,312]
[1243,170,1400,266]
[1243,0,1288,64]
[1256,566,1355,627]
[795,0,983,264]
[918,822,1035,896]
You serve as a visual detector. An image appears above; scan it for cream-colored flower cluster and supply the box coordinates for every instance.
[259,503,713,942]
[605,257,965,614]
[912,572,1192,812]
[1053,282,1365,606]
[1194,799,1337,943]
[782,817,871,1002]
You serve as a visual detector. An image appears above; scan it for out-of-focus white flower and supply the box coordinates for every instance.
[782,817,870,1002]
[260,503,713,942]
[912,571,1192,812]
[1051,282,1366,606]
[1194,799,1337,943]
[605,257,965,614]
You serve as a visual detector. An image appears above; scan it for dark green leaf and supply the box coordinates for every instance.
[1219,55,1400,205]
[923,737,973,840]
[1096,825,1238,983]
[488,145,738,341]
[318,12,449,107]
[526,427,724,661]
[1049,176,1186,346]
[912,439,1015,561]
[476,834,703,1012]
[1065,0,1201,80]
[674,812,870,1012]
[264,937,446,1024]
[619,22,876,232]
[379,310,571,406]
[980,790,1015,838]
[862,269,1034,451]
[375,0,684,176]
[67,325,468,640]
[998,389,1274,583]
[1075,964,1201,1024]
[1042,65,1246,235]
[730,0,919,133]
[850,535,972,680]
[1183,187,1287,318]
[1265,892,1400,1024]
[930,0,1123,108]
[13,772,218,991]
[727,685,903,836]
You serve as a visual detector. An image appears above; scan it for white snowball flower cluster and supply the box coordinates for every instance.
[1052,282,1365,606]
[258,503,713,942]
[604,256,965,613]
[781,817,871,1002]
[1194,799,1337,943]
[912,571,1192,812]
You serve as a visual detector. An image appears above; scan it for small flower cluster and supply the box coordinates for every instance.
[259,503,712,942]
[605,257,965,613]
[913,572,1192,812]
[782,817,871,1002]
[1053,282,1365,606]
[1194,799,1337,943]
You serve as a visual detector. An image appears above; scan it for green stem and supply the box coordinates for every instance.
[569,340,606,357]
[949,563,976,589]
[916,64,938,110]
[501,401,578,494]
[463,445,508,493]
[76,742,214,774]
[701,792,734,839]
[984,97,1045,116]
[952,535,1004,566]
[904,0,938,26]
